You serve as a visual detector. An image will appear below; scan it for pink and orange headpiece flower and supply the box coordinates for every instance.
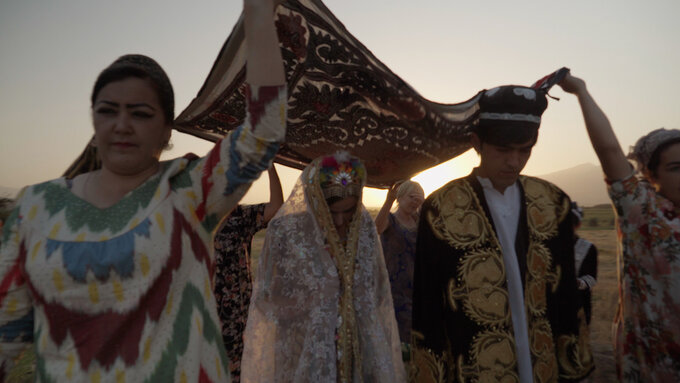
[318,151,366,200]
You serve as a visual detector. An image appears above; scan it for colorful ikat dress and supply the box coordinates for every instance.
[0,85,286,382]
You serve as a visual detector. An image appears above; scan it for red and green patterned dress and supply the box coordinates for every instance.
[0,84,286,382]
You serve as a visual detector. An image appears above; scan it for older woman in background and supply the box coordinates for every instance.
[0,0,286,381]
[374,180,424,357]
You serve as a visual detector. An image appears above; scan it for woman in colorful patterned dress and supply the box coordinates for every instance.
[213,165,283,383]
[241,152,406,383]
[374,180,423,358]
[0,0,286,381]
[560,73,680,382]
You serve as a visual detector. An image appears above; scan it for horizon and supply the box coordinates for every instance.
[0,161,609,208]
[1,0,678,207]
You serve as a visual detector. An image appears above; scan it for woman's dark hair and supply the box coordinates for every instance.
[647,137,680,176]
[91,55,174,123]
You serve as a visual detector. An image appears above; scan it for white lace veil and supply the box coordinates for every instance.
[241,155,406,383]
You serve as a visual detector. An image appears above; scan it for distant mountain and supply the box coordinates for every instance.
[0,186,19,199]
[537,163,609,207]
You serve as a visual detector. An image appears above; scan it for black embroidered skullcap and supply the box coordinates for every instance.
[477,86,548,131]
[91,54,174,122]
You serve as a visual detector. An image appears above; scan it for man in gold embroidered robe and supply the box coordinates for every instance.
[411,85,593,383]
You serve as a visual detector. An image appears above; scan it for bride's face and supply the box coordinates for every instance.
[328,196,358,239]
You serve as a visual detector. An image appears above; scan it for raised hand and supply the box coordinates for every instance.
[558,73,587,95]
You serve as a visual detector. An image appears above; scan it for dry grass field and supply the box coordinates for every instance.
[579,229,618,382]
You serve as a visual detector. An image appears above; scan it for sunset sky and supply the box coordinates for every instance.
[1,0,678,207]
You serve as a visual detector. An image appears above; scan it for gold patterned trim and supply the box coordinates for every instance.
[525,243,558,316]
[458,330,519,383]
[428,181,495,250]
[528,318,558,383]
[410,343,447,383]
[448,249,510,326]
[306,159,364,383]
[428,176,574,383]
[521,177,569,241]
[556,309,594,380]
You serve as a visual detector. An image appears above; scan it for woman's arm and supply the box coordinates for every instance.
[244,0,285,87]
[559,73,630,181]
[263,165,284,223]
[184,0,287,223]
[374,182,401,234]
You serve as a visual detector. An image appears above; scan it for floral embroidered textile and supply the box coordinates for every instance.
[175,0,568,187]
[213,203,267,383]
[608,172,680,382]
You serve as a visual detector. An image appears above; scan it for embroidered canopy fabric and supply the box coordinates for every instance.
[175,0,567,187]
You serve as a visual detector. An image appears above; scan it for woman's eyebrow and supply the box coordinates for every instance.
[126,103,156,109]
[94,100,155,110]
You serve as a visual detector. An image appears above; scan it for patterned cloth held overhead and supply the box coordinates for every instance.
[213,203,267,383]
[608,172,680,382]
[241,155,406,382]
[174,0,567,187]
[0,84,286,382]
[380,212,417,344]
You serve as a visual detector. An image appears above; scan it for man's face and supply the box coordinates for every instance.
[472,133,534,193]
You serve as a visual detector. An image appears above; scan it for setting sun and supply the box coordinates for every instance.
[362,149,480,207]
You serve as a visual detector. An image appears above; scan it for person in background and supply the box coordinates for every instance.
[374,180,424,359]
[560,73,680,382]
[411,85,593,383]
[214,165,283,383]
[241,152,406,382]
[0,0,287,380]
[570,202,598,325]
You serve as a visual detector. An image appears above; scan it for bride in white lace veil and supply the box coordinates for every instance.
[241,152,406,383]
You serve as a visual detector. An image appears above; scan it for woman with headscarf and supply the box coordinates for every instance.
[0,0,286,381]
[241,152,406,383]
[374,180,424,359]
[560,73,680,382]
